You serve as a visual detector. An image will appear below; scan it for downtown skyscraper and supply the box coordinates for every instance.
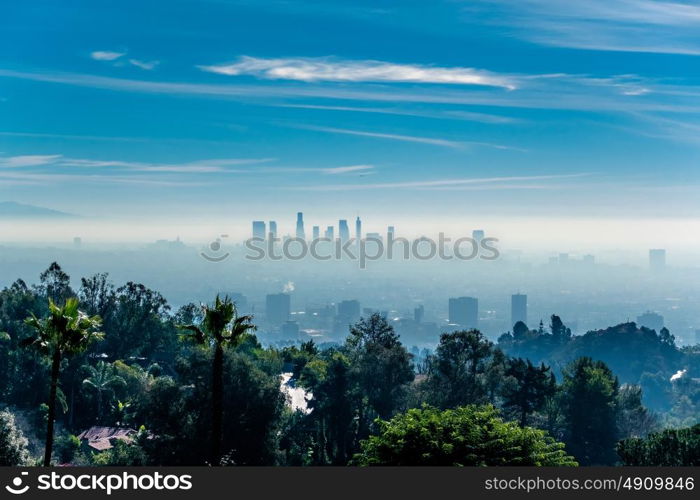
[511,294,528,326]
[339,219,350,242]
[448,297,478,329]
[296,212,306,240]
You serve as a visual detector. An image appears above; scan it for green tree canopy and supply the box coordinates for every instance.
[0,410,29,466]
[501,358,556,427]
[618,424,700,466]
[561,357,619,465]
[426,329,499,408]
[353,405,577,466]
[345,314,414,430]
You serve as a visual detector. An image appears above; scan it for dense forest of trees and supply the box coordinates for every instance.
[0,263,698,466]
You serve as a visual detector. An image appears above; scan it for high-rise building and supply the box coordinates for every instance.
[312,225,320,240]
[355,216,362,242]
[511,294,527,326]
[266,293,291,325]
[334,299,361,336]
[268,221,277,239]
[73,237,82,248]
[387,226,395,238]
[339,219,350,242]
[637,311,664,332]
[296,212,305,240]
[325,226,334,240]
[472,230,485,243]
[337,300,361,323]
[448,297,478,329]
[252,221,266,240]
[649,249,666,272]
[414,305,424,323]
[582,254,595,265]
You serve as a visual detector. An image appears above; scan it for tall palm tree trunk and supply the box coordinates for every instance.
[96,389,103,422]
[44,350,61,466]
[210,343,224,465]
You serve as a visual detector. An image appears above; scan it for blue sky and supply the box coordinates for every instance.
[1,0,700,240]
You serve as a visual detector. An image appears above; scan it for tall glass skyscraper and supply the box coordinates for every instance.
[511,294,527,326]
[448,297,478,329]
[252,221,266,240]
[266,293,291,326]
[296,212,305,240]
[339,219,350,242]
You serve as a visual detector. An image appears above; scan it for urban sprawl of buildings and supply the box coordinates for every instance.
[238,212,676,346]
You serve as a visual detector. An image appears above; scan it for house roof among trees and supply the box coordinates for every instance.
[77,426,136,450]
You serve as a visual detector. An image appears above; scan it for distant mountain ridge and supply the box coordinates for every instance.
[0,201,76,218]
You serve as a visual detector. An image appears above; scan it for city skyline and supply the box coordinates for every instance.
[1,0,698,472]
[1,1,699,245]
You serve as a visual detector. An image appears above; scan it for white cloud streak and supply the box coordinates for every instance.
[466,0,700,55]
[297,125,464,148]
[91,51,159,70]
[0,155,62,168]
[289,173,590,191]
[198,56,517,90]
[0,170,210,187]
[128,59,159,71]
[321,165,374,175]
[279,103,519,124]
[90,51,125,61]
[3,68,695,116]
[0,155,373,177]
[0,155,273,172]
[293,125,521,150]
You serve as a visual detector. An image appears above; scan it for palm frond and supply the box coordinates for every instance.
[56,387,69,414]
[177,324,207,344]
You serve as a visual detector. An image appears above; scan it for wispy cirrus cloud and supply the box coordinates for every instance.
[90,51,159,70]
[0,170,210,187]
[289,173,590,191]
[464,0,700,55]
[3,68,694,115]
[0,154,374,177]
[128,59,159,71]
[291,125,521,151]
[321,165,374,175]
[0,155,62,168]
[90,51,125,61]
[295,125,464,148]
[198,56,517,90]
[0,155,274,172]
[280,103,520,124]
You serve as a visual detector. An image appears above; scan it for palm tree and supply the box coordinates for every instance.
[82,361,126,422]
[23,298,103,466]
[178,295,255,465]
